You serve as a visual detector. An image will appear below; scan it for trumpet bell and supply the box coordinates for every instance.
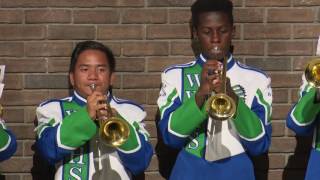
[305,58,320,87]
[207,93,236,121]
[99,117,130,147]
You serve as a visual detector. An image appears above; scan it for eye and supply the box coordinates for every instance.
[98,67,107,73]
[79,67,88,72]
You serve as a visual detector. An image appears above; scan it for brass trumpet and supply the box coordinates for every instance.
[305,57,320,87]
[90,84,130,147]
[206,57,236,121]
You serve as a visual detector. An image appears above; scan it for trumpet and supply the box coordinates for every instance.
[89,84,130,147]
[305,57,320,87]
[206,56,236,121]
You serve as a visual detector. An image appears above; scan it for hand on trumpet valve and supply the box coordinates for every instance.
[86,84,108,121]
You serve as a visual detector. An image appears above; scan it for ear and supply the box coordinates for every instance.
[232,25,236,38]
[109,72,115,86]
[192,26,198,40]
[69,73,75,87]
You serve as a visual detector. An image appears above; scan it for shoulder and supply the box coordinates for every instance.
[39,96,72,108]
[111,96,146,123]
[164,61,196,74]
[235,61,270,82]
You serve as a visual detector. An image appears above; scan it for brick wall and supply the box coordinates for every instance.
[0,0,319,180]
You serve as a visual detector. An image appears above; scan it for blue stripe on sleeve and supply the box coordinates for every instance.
[36,126,72,165]
[117,133,153,175]
[0,130,17,162]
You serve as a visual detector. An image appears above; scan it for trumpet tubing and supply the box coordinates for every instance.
[89,83,130,147]
[99,117,130,147]
[305,58,320,87]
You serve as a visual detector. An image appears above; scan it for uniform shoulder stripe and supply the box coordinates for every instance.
[236,61,269,78]
[112,96,144,111]
[39,96,72,107]
[164,61,196,73]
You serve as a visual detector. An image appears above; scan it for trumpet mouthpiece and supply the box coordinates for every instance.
[89,84,96,91]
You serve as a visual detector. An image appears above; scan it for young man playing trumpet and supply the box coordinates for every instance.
[157,0,272,179]
[286,57,320,180]
[35,41,153,180]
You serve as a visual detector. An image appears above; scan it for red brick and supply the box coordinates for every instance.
[123,74,161,89]
[267,170,283,180]
[123,42,169,56]
[74,10,119,24]
[48,25,95,40]
[0,26,45,40]
[25,9,71,24]
[144,105,158,121]
[48,90,69,100]
[2,108,25,123]
[272,121,285,137]
[101,42,121,57]
[145,121,157,138]
[170,40,194,56]
[24,106,37,123]
[246,0,290,6]
[268,8,315,23]
[147,0,194,7]
[0,58,46,73]
[25,42,73,57]
[147,25,190,39]
[290,88,300,104]
[147,57,191,72]
[97,25,143,40]
[147,89,160,105]
[244,24,291,40]
[169,9,191,24]
[293,0,320,6]
[233,41,265,55]
[9,124,35,140]
[116,58,145,72]
[246,57,291,71]
[0,157,33,172]
[0,10,23,24]
[273,89,289,103]
[123,9,167,24]
[4,74,23,90]
[48,58,70,73]
[145,172,165,180]
[47,0,98,7]
[24,74,68,89]
[294,25,320,39]
[0,42,24,57]
[24,140,35,156]
[270,137,297,152]
[112,89,147,105]
[2,0,47,7]
[1,90,49,106]
[272,104,292,120]
[270,73,301,88]
[147,155,159,171]
[269,154,286,169]
[268,41,313,56]
[97,0,144,7]
[292,56,313,71]
[234,8,264,23]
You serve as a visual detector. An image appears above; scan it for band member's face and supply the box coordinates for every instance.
[69,49,115,98]
[194,11,235,60]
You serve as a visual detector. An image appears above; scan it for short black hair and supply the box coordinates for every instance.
[69,41,116,73]
[191,0,234,29]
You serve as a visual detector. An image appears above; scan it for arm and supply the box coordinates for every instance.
[157,71,207,149]
[0,121,17,161]
[117,119,153,175]
[232,77,273,156]
[286,75,320,136]
[35,101,97,164]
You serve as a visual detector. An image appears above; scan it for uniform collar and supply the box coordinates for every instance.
[72,90,111,107]
[197,53,235,71]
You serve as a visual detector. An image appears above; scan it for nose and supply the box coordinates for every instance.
[211,30,221,43]
[88,68,98,80]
